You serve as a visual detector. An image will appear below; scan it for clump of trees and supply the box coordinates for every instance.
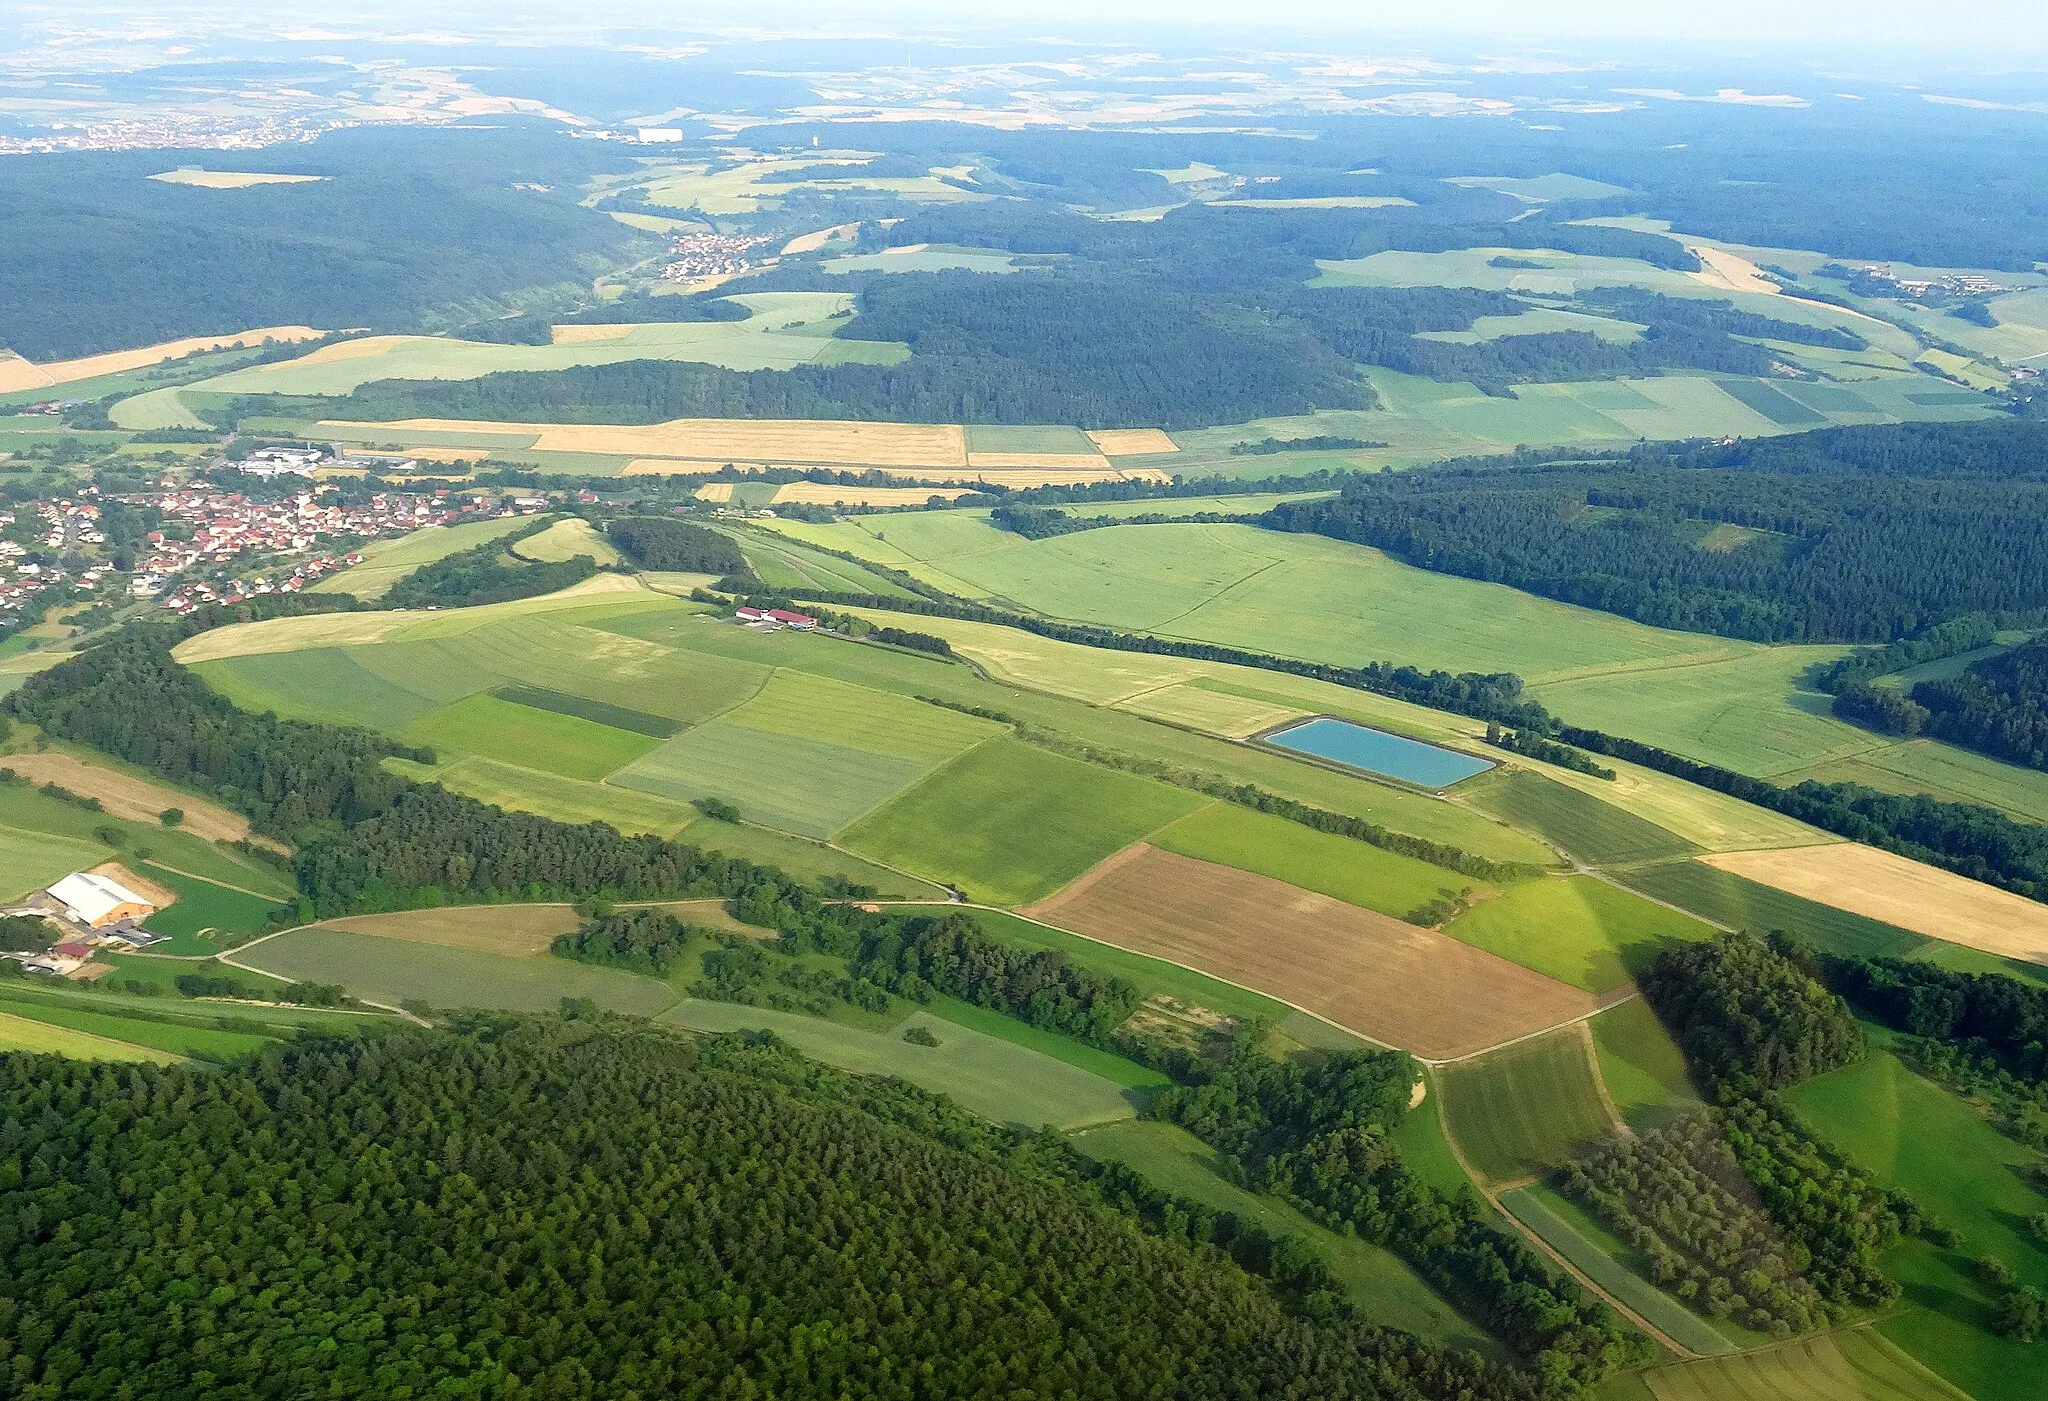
[1563,1116,1834,1335]
[1638,932,1865,1092]
[606,515,745,572]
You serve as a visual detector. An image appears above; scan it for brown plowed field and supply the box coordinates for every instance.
[1024,845,1599,1060]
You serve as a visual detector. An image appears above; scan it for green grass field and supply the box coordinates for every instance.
[843,739,1208,905]
[611,720,935,838]
[1785,739,2048,827]
[1463,769,1700,866]
[0,997,273,1061]
[0,822,107,900]
[233,928,680,1017]
[1398,1076,1485,1199]
[1781,1035,2048,1401]
[493,685,677,738]
[719,669,1003,760]
[403,693,661,781]
[1499,1186,1734,1357]
[396,754,698,836]
[0,773,294,904]
[197,608,772,736]
[0,1009,179,1062]
[1588,998,1702,1133]
[658,1000,1136,1130]
[1148,802,1484,921]
[310,516,533,599]
[1073,1119,1505,1357]
[1442,876,1718,995]
[139,864,285,945]
[723,528,920,599]
[821,517,1732,684]
[187,297,893,398]
[1637,1327,1975,1401]
[1528,646,1874,780]
[1437,1027,1620,1184]
[923,996,1169,1090]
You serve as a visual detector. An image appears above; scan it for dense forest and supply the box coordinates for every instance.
[1637,933,1866,1092]
[1267,424,2048,643]
[0,126,648,360]
[1827,953,2048,1081]
[385,516,600,609]
[0,1019,1542,1400]
[1913,637,2048,772]
[212,193,1801,430]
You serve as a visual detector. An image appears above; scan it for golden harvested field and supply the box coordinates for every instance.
[1024,844,1600,1060]
[392,445,493,463]
[319,906,582,956]
[550,324,637,344]
[349,417,974,468]
[621,458,723,476]
[691,482,735,503]
[3,752,260,846]
[149,168,325,189]
[1088,428,1180,456]
[966,451,1112,470]
[772,482,975,506]
[1703,843,2048,964]
[781,222,860,255]
[1686,245,1779,295]
[972,465,1172,486]
[0,325,325,392]
[321,418,1173,482]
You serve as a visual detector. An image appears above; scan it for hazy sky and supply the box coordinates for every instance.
[774,0,2048,55]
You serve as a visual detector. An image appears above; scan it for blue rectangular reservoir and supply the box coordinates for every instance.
[1263,717,1495,788]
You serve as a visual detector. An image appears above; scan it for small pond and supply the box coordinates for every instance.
[1263,717,1495,788]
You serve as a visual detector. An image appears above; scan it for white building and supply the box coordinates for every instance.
[45,871,154,928]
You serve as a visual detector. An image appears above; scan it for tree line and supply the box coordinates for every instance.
[386,515,600,610]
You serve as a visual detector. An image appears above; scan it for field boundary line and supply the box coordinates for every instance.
[1427,1073,1699,1360]
[883,896,1642,1067]
[139,860,292,903]
[1573,1020,1635,1140]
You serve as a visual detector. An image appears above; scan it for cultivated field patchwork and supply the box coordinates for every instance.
[1023,843,1599,1059]
[1703,843,2048,965]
